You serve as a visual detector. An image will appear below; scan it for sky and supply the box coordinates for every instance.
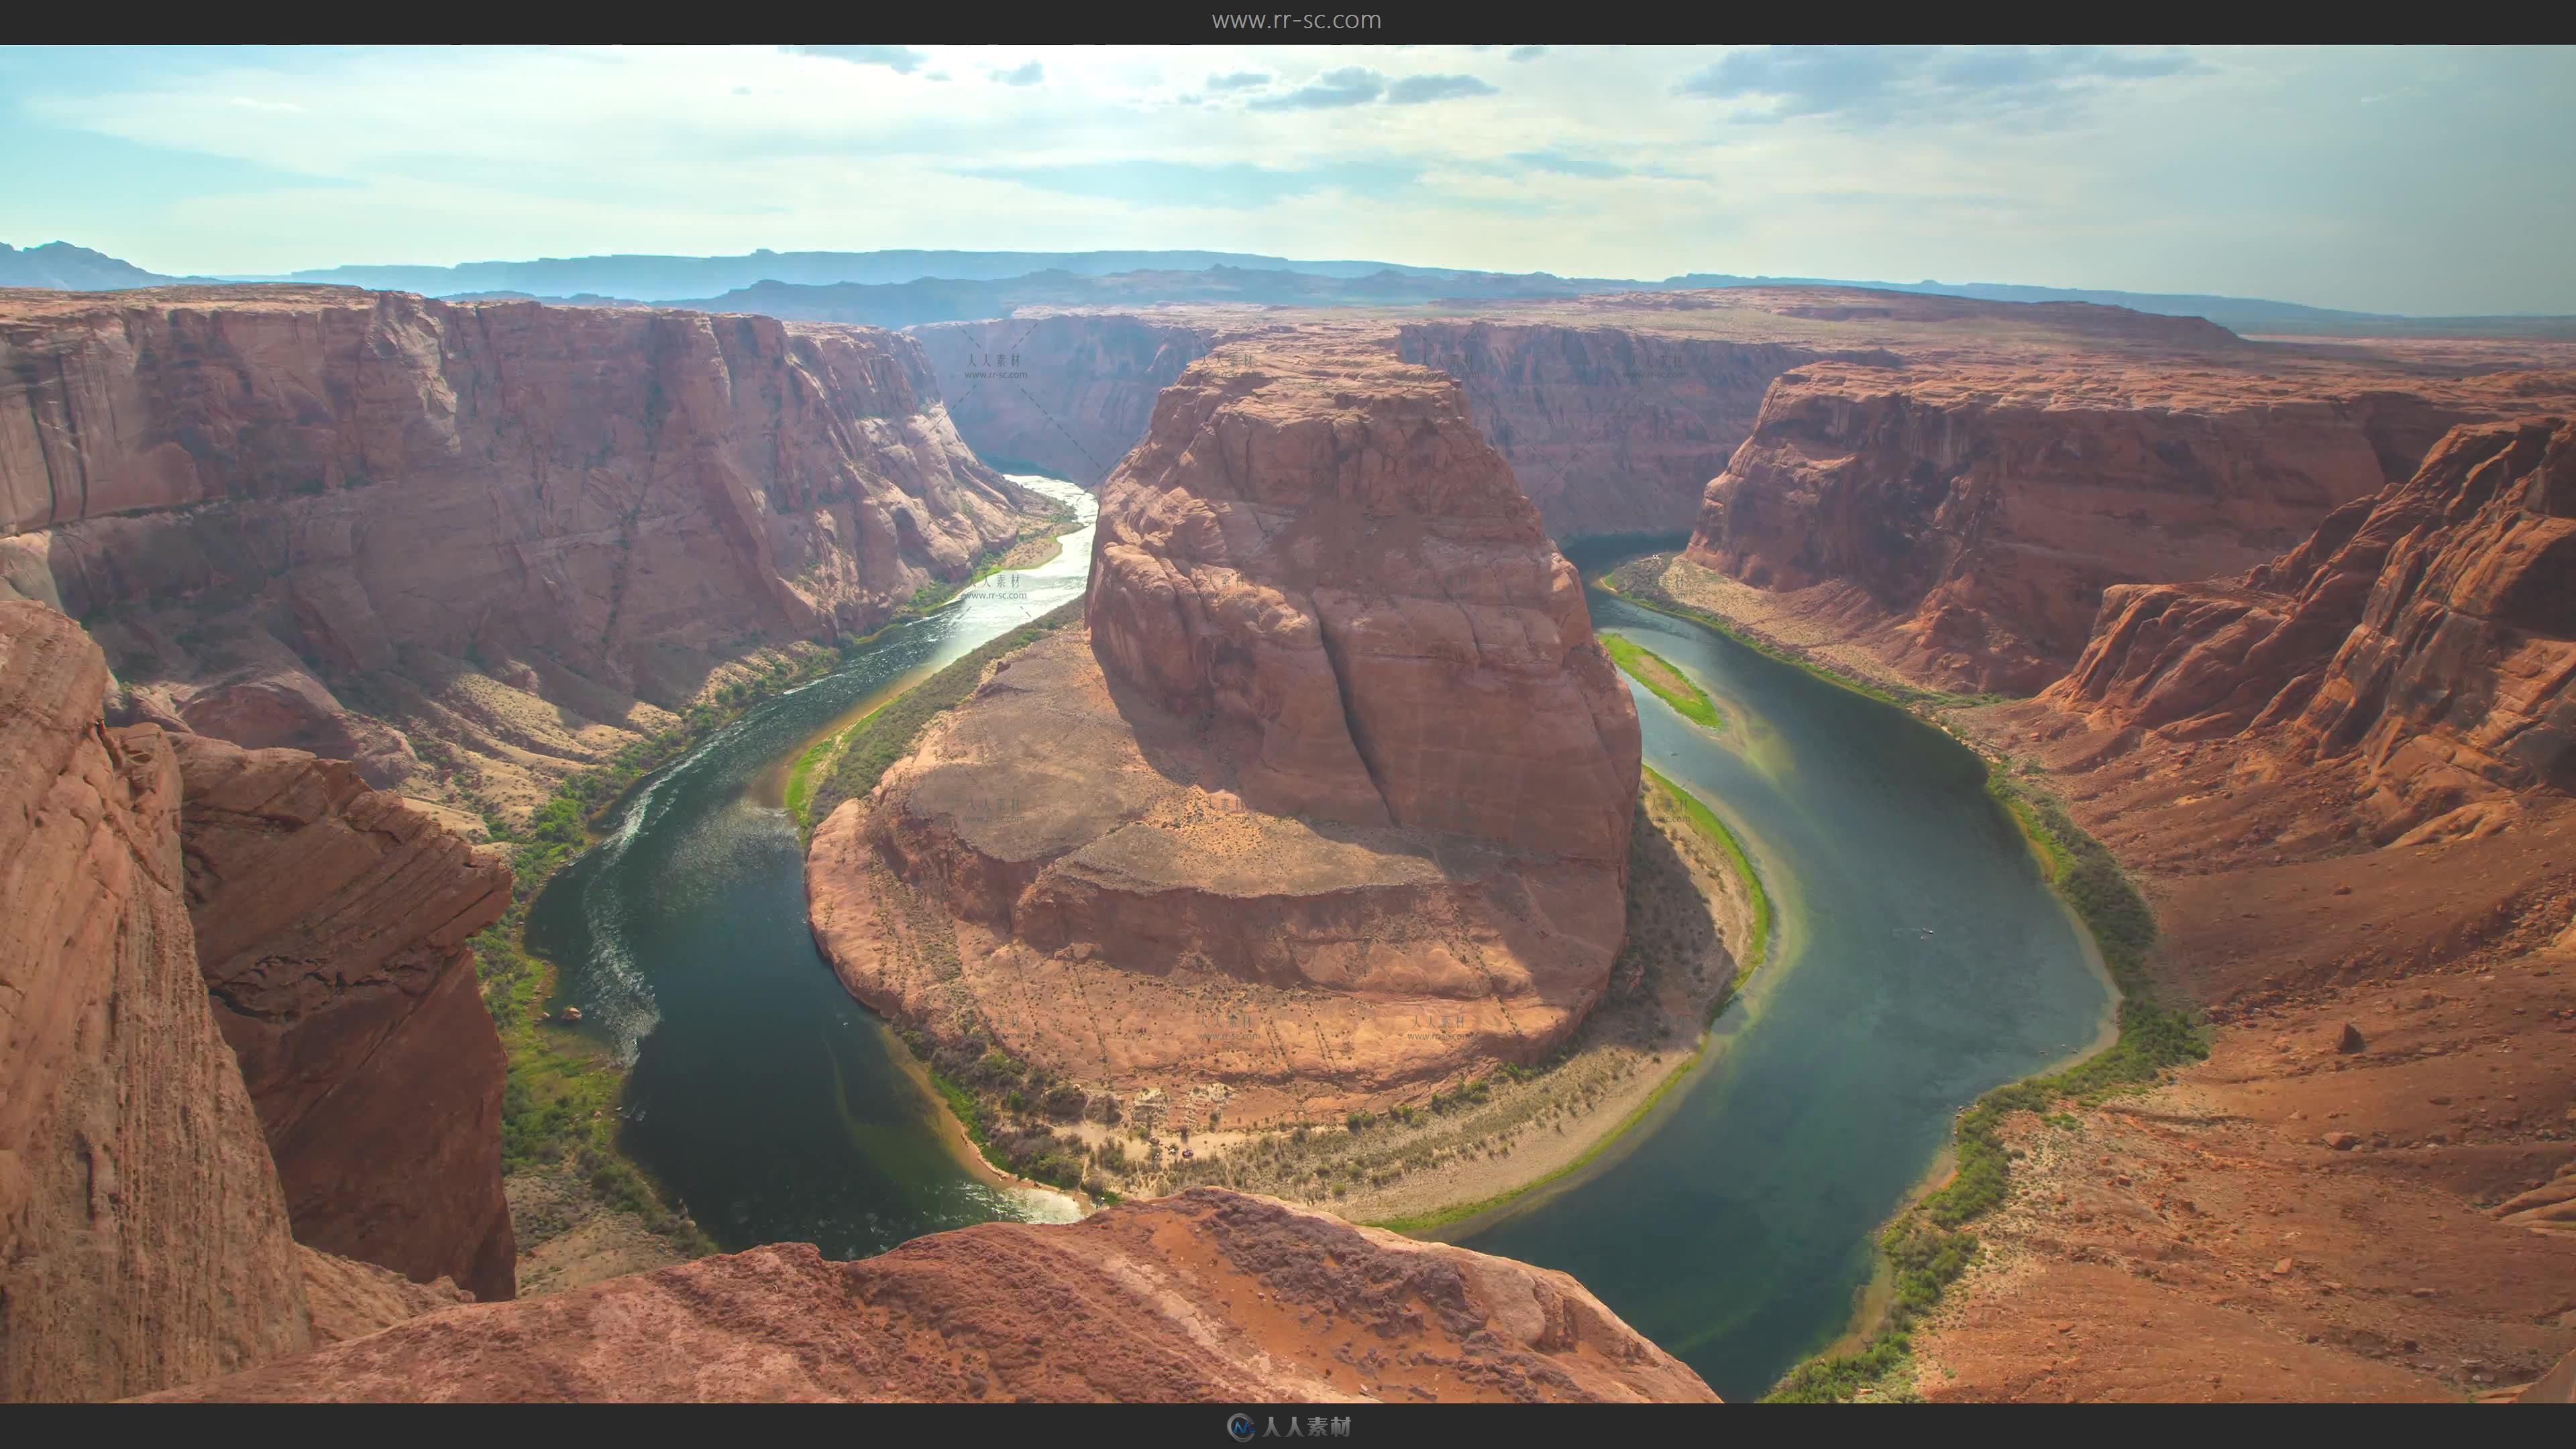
[3,44,2571,315]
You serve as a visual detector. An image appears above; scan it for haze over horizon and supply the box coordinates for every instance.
[5,44,2572,317]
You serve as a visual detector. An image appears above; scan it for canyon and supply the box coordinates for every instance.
[808,344,1643,1123]
[0,286,1722,1405]
[913,314,1215,485]
[0,284,1059,826]
[1,575,1713,1405]
[1680,355,2576,695]
[1635,412,2575,1399]
[9,268,2575,1403]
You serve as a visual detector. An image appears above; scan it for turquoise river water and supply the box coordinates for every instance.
[522,500,2112,1401]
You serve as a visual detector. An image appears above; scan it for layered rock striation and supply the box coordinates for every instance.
[915,313,1215,485]
[149,1188,1719,1403]
[810,347,1640,1118]
[0,286,1051,816]
[174,733,517,1301]
[2045,415,2575,837]
[1085,350,1640,857]
[0,600,312,1400]
[1684,364,2424,692]
[1395,320,1891,541]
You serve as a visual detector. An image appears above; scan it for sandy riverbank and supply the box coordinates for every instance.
[1082,772,1768,1234]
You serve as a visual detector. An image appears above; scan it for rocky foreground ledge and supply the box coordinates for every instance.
[143,1188,1719,1403]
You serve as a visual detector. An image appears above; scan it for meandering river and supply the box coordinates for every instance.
[523,476,1099,1256]
[523,503,2110,1401]
[1457,539,2112,1398]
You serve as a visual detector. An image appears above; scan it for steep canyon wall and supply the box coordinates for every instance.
[0,286,1049,820]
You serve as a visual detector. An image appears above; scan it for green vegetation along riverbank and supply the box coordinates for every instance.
[1363,765,1774,1236]
[1598,553,2008,714]
[794,598,1085,838]
[1604,632,1725,729]
[468,530,1079,1271]
[1646,765,1772,987]
[1593,551,2208,1402]
[470,641,851,1264]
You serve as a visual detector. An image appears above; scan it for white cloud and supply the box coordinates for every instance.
[5,44,2570,313]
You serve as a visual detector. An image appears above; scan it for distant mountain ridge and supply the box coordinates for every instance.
[7,240,2571,340]
[1661,273,2576,341]
[635,264,1619,329]
[0,240,218,290]
[250,248,1519,301]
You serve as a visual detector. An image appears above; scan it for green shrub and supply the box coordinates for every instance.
[803,600,1082,834]
[1765,763,2202,1401]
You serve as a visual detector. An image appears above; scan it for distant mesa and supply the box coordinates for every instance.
[12,239,2575,340]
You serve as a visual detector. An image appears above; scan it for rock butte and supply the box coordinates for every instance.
[809,345,1640,1119]
[144,1189,1718,1403]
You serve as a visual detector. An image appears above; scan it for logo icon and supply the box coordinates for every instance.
[1227,1413,1256,1442]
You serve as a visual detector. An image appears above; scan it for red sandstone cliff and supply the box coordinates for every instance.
[0,286,1052,818]
[146,1188,1719,1403]
[1086,348,1640,858]
[174,733,517,1301]
[0,600,312,1399]
[2045,416,2574,839]
[914,313,1214,485]
[811,346,1641,1118]
[1395,320,1893,541]
[1682,363,2441,692]
[1900,420,2576,1401]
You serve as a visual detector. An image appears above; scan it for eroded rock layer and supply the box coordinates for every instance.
[1395,320,1885,540]
[148,1189,1719,1403]
[1085,348,1640,859]
[0,600,311,1401]
[810,630,1631,1116]
[812,347,1639,1118]
[2045,416,2574,839]
[1684,364,2424,692]
[0,285,1051,820]
[174,733,517,1301]
[916,314,1215,485]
